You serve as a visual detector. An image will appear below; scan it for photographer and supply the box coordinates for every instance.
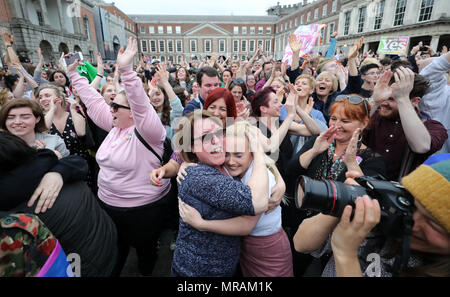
[294,154,450,277]
[331,154,450,277]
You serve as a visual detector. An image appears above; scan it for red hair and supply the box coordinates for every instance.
[203,87,237,118]
[329,94,371,123]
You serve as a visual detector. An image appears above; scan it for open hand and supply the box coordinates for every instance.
[116,37,138,69]
[27,172,63,214]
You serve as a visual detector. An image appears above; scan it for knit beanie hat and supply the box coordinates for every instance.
[316,58,335,74]
[401,154,450,233]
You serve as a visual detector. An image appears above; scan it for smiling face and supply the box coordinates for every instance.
[246,75,256,88]
[192,118,225,167]
[230,85,243,103]
[200,75,220,100]
[260,92,282,118]
[110,93,133,129]
[328,106,367,143]
[270,79,284,94]
[38,88,62,111]
[5,107,39,138]
[410,201,450,255]
[53,72,67,86]
[206,98,227,125]
[222,71,232,84]
[379,97,400,120]
[361,67,381,88]
[177,67,187,81]
[149,87,165,110]
[224,136,252,178]
[295,78,314,99]
[315,74,334,96]
[102,84,117,104]
[231,63,239,74]
[321,61,338,76]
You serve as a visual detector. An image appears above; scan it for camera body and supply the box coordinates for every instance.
[295,175,415,238]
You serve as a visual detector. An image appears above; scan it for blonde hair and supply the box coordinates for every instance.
[360,57,382,68]
[295,74,316,89]
[37,84,67,109]
[316,71,338,93]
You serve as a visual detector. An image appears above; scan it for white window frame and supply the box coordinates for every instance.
[167,26,172,34]
[219,39,225,52]
[140,26,146,34]
[314,8,319,19]
[159,40,165,52]
[233,40,239,52]
[265,40,271,53]
[241,40,247,52]
[190,40,197,52]
[418,0,434,22]
[175,26,181,34]
[258,26,263,34]
[249,40,255,52]
[301,15,304,24]
[250,27,255,34]
[323,4,328,17]
[176,40,182,52]
[328,23,335,43]
[332,0,338,12]
[266,27,271,34]
[158,26,164,34]
[167,40,174,53]
[141,40,148,52]
[149,26,155,34]
[242,26,247,34]
[358,6,366,33]
[204,39,211,53]
[393,0,407,27]
[307,11,311,22]
[234,26,239,34]
[150,40,156,52]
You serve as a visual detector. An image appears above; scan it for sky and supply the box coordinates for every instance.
[106,0,310,16]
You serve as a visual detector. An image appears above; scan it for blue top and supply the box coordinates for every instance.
[172,163,255,277]
[325,37,337,58]
[182,94,204,116]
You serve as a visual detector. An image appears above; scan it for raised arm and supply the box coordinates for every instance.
[67,98,86,137]
[67,59,113,132]
[116,37,166,145]
[289,33,302,71]
[325,32,338,58]
[289,101,321,136]
[90,52,103,90]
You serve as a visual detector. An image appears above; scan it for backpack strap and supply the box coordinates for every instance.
[134,128,162,164]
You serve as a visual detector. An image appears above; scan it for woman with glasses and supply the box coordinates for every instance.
[289,94,387,273]
[66,38,173,277]
[171,110,271,276]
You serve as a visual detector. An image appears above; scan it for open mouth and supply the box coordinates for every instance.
[318,86,327,91]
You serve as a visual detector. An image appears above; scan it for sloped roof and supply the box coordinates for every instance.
[130,14,279,24]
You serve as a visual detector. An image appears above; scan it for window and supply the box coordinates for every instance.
[284,23,287,31]
[37,11,44,26]
[374,0,385,30]
[418,0,434,22]
[289,21,292,29]
[257,40,263,49]
[344,11,351,35]
[266,27,271,34]
[241,40,247,52]
[168,40,174,52]
[314,8,319,19]
[242,27,247,34]
[205,40,211,52]
[328,22,335,42]
[176,26,181,34]
[158,26,163,34]
[190,40,197,52]
[265,40,271,53]
[393,0,407,26]
[140,26,146,34]
[320,27,326,45]
[219,40,225,52]
[168,56,174,63]
[177,55,182,63]
[160,56,165,62]
[150,40,156,52]
[159,40,165,52]
[249,40,255,52]
[332,0,338,12]
[141,40,148,52]
[233,40,239,52]
[323,4,328,17]
[83,17,90,40]
[167,26,172,34]
[295,18,298,27]
[234,26,239,34]
[149,26,155,34]
[250,27,255,34]
[307,11,311,22]
[258,27,263,34]
[176,40,182,52]
[301,15,304,24]
[358,7,366,33]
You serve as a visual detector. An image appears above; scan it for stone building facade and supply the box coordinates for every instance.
[0,0,98,64]
[337,0,450,55]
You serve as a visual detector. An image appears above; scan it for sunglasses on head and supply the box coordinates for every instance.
[336,95,369,117]
[232,79,245,84]
[110,101,131,112]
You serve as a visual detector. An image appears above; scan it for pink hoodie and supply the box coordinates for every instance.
[69,65,170,207]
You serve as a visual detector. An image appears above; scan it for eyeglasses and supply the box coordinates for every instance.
[232,79,245,84]
[365,71,381,77]
[110,101,131,112]
[336,95,369,117]
[194,129,226,143]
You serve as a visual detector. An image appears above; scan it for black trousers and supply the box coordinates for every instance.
[99,187,173,276]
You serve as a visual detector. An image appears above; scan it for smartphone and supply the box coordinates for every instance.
[419,46,428,52]
[63,52,83,67]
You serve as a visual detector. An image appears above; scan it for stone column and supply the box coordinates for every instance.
[430,35,440,53]
[56,0,65,32]
[39,0,50,25]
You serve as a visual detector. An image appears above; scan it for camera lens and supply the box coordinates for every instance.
[295,176,368,217]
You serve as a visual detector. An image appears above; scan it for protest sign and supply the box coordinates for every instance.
[377,36,409,55]
[282,24,327,65]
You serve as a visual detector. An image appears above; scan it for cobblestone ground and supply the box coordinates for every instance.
[120,229,175,277]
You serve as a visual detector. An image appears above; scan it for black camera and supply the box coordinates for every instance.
[419,46,429,52]
[294,175,415,238]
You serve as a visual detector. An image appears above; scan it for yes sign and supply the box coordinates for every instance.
[377,37,409,55]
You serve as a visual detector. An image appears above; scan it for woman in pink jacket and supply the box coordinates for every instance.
[67,38,172,276]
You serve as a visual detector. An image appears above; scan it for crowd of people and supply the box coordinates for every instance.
[0,26,449,278]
